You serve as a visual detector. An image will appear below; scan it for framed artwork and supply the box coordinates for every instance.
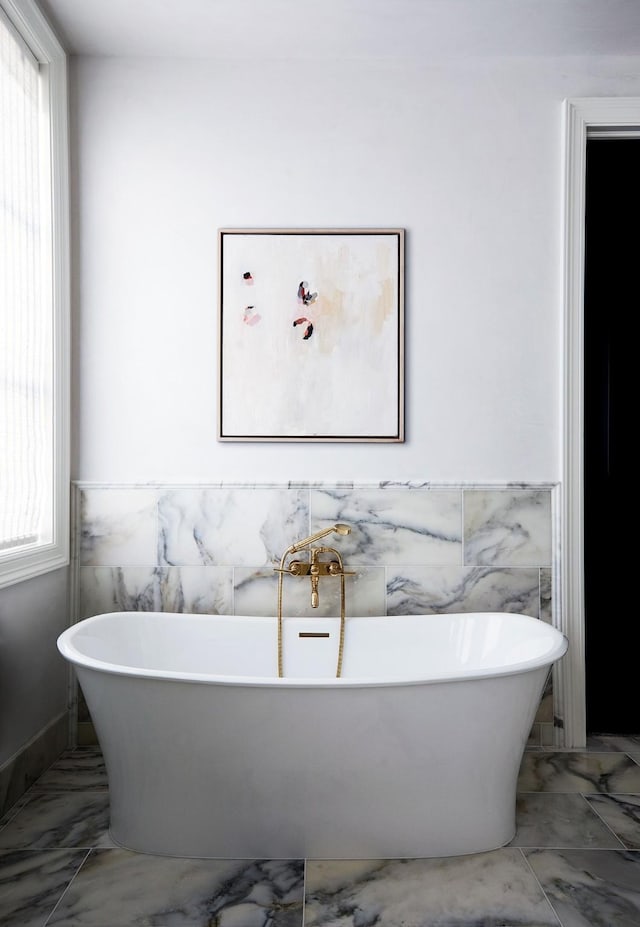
[218,228,405,442]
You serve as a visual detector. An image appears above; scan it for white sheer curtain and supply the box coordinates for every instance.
[0,10,53,552]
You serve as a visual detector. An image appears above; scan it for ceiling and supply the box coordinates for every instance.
[38,0,640,59]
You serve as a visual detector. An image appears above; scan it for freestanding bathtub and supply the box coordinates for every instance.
[57,610,567,860]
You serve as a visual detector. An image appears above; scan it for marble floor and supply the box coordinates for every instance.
[1,737,640,926]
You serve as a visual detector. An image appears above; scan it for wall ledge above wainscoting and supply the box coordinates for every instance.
[72,480,560,490]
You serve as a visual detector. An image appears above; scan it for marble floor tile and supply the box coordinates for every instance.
[304,852,561,927]
[7,740,640,926]
[524,848,640,927]
[0,791,111,850]
[46,849,304,927]
[32,749,108,792]
[510,793,623,848]
[587,734,640,760]
[585,794,640,849]
[0,848,89,927]
[517,751,640,793]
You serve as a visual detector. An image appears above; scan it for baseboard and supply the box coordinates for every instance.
[0,712,69,817]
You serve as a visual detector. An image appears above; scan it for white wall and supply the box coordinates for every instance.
[71,53,640,484]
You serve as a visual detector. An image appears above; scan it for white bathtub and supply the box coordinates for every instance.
[57,610,567,859]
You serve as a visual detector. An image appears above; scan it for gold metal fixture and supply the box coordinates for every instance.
[274,524,354,678]
[283,523,352,554]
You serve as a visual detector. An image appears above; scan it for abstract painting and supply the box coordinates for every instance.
[218,229,405,442]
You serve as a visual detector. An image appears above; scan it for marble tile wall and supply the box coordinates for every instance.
[73,482,559,743]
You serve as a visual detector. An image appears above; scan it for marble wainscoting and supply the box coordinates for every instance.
[72,482,559,744]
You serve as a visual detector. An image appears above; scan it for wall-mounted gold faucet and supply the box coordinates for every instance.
[274,524,354,677]
[275,523,352,608]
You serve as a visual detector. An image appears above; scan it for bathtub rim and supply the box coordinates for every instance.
[57,610,568,689]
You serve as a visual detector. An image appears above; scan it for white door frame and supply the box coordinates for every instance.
[561,98,640,747]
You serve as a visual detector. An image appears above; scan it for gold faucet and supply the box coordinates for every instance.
[275,523,352,608]
[274,524,354,677]
[310,548,320,608]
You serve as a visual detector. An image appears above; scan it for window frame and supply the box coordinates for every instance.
[0,0,69,588]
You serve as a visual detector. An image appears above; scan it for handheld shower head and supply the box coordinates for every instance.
[287,523,351,554]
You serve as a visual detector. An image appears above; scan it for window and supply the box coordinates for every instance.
[0,0,69,587]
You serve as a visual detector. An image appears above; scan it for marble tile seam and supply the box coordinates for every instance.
[578,794,632,851]
[40,847,93,927]
[516,846,566,927]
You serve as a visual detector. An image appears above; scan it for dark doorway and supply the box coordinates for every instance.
[584,137,639,734]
